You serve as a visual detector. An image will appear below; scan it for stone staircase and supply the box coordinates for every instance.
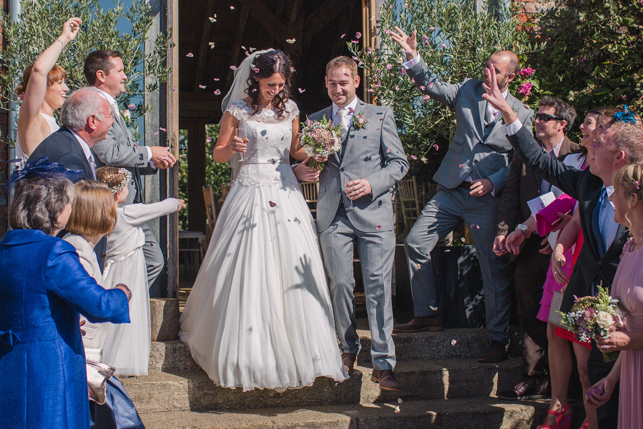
[121,324,554,428]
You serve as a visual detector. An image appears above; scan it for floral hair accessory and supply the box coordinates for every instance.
[633,179,640,191]
[108,169,132,194]
[614,105,636,124]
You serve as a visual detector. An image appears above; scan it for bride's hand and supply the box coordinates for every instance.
[61,18,82,44]
[314,155,328,162]
[230,136,247,153]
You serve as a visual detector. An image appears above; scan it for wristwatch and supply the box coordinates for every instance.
[515,223,530,238]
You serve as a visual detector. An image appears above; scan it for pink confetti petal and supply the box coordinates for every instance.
[269,201,276,207]
[213,78,220,81]
[298,88,305,93]
[386,148,391,153]
[128,103,136,110]
[410,155,417,160]
[376,225,382,230]
[355,32,362,39]
[367,89,375,93]
[154,131,159,136]
[433,144,439,150]
[186,52,194,58]
[458,164,464,167]
[230,5,235,10]
[199,84,207,89]
[254,68,260,73]
[341,34,346,38]
[159,127,167,132]
[172,86,177,92]
[230,65,237,71]
[214,89,221,95]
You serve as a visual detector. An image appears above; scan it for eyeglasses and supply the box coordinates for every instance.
[535,113,564,122]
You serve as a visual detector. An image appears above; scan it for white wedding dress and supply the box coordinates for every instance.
[179,99,348,391]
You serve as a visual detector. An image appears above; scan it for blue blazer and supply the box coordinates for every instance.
[0,230,130,429]
[28,127,94,181]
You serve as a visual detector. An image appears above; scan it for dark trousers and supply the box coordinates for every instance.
[514,240,550,386]
[587,342,619,429]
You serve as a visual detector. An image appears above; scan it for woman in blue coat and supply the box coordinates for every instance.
[0,171,131,429]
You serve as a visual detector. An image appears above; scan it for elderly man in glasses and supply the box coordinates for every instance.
[390,28,533,364]
[493,97,580,400]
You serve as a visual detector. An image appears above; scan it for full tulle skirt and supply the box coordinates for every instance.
[179,181,348,391]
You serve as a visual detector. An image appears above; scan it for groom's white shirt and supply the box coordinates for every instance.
[332,97,359,129]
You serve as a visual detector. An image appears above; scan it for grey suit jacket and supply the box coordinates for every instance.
[92,105,155,205]
[309,99,409,233]
[407,58,534,192]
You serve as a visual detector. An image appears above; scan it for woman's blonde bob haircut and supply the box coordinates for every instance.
[65,180,117,237]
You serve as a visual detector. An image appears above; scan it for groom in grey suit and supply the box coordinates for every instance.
[390,29,534,362]
[306,56,408,391]
[85,50,176,286]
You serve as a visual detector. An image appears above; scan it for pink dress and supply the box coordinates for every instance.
[611,238,643,429]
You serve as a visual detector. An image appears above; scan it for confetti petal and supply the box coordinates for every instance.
[154,131,159,136]
[269,201,276,207]
[213,78,220,81]
[230,5,235,10]
[199,84,207,89]
[159,127,167,132]
[460,237,466,243]
[433,144,439,150]
[376,225,382,230]
[394,406,401,414]
[230,65,237,71]
[214,89,221,95]
[451,339,457,346]
[298,88,305,93]
[459,164,464,168]
[410,155,417,160]
[355,32,362,39]
[386,148,391,153]
[341,33,346,38]
[286,38,296,44]
[128,103,136,110]
[209,42,215,49]
[254,68,260,73]
[186,52,194,58]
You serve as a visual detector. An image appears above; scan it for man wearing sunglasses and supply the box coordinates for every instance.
[494,97,579,400]
[390,28,533,364]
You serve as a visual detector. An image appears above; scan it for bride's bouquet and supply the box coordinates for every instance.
[299,117,342,171]
[558,284,624,362]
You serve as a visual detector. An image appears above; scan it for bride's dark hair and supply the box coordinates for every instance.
[245,50,292,119]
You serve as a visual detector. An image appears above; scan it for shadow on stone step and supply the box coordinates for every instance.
[184,369,363,412]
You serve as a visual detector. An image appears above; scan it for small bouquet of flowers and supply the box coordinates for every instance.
[558,284,624,362]
[299,117,342,171]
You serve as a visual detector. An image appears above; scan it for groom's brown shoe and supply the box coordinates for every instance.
[371,369,401,392]
[342,353,357,375]
[393,315,443,332]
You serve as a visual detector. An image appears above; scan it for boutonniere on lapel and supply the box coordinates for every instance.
[348,108,368,130]
[500,107,520,125]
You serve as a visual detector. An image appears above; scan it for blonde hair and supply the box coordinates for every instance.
[326,56,358,78]
[96,166,130,194]
[613,163,643,228]
[15,64,67,96]
[610,120,643,164]
[65,180,117,237]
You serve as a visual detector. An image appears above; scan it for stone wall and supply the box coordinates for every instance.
[514,0,554,23]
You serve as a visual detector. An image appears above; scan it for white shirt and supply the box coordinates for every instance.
[96,88,152,163]
[70,130,96,179]
[541,137,564,193]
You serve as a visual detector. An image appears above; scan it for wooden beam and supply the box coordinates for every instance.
[193,0,217,92]
[167,0,180,298]
[239,0,289,44]
[303,0,349,46]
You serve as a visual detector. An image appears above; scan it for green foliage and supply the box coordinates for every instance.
[178,124,231,230]
[0,0,172,142]
[530,0,643,114]
[348,0,541,161]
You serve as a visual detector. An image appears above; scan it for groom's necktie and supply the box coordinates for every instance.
[336,108,350,137]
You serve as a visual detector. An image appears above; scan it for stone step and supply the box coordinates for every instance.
[124,358,523,413]
[149,328,523,372]
[135,396,551,429]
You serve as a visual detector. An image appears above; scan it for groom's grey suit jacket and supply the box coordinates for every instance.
[309,99,409,232]
[407,58,533,192]
[92,105,156,205]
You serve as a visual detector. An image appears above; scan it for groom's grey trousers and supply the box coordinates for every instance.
[320,205,396,370]
[404,185,512,345]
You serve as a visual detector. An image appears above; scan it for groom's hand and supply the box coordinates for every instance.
[346,179,372,200]
[293,157,320,182]
[481,66,517,124]
[390,27,418,61]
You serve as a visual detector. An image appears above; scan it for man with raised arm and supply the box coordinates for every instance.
[390,28,533,363]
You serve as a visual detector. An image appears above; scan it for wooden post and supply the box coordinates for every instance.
[166,0,180,298]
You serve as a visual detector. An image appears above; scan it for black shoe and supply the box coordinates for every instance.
[497,380,548,401]
[393,315,443,333]
[477,340,508,362]
[371,369,402,392]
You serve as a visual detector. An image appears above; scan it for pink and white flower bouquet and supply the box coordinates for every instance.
[299,117,342,171]
[559,284,624,362]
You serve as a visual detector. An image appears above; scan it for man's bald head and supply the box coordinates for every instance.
[482,50,519,92]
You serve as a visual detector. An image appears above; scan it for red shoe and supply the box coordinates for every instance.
[536,404,572,429]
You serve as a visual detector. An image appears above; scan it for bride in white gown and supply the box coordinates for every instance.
[179,50,348,391]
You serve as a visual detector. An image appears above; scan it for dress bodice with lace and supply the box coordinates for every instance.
[226,99,299,188]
